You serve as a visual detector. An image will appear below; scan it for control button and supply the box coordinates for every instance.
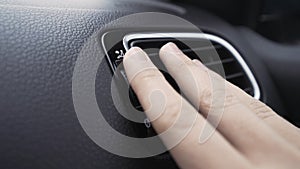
[115,49,125,60]
[144,118,151,128]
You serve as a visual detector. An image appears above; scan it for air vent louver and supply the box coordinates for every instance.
[103,32,260,138]
[123,33,260,99]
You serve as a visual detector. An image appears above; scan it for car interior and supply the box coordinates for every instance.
[1,0,300,168]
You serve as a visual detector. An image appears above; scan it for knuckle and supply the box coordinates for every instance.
[178,59,195,70]
[159,97,183,128]
[197,76,226,112]
[223,89,240,108]
[249,99,275,120]
[199,86,239,114]
[198,87,213,112]
[132,68,163,84]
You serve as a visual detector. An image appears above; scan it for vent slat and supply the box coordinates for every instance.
[204,58,235,66]
[226,72,244,80]
[181,44,222,53]
[243,87,252,92]
[128,37,256,98]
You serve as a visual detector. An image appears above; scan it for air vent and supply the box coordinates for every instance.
[123,33,261,99]
[103,32,261,138]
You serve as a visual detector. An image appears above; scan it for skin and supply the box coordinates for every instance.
[123,42,300,169]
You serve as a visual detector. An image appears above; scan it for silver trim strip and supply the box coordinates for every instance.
[123,32,261,99]
[101,32,116,72]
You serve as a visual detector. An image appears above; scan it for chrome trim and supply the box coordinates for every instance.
[123,32,261,99]
[101,32,116,72]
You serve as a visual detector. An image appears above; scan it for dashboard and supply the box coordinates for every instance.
[0,0,299,168]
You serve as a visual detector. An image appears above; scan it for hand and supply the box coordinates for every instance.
[123,43,300,169]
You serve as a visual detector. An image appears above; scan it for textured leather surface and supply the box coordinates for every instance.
[0,3,181,169]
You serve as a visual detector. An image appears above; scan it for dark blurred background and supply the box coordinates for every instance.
[173,0,300,44]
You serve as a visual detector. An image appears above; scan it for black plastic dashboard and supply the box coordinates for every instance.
[0,0,299,169]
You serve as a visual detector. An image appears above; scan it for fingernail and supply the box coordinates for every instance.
[161,42,182,54]
[192,59,206,69]
[124,47,148,62]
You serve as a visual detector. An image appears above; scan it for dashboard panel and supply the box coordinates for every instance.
[0,0,299,169]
